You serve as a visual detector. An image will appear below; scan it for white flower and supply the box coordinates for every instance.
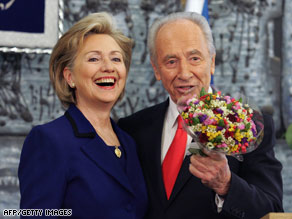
[206,142,215,149]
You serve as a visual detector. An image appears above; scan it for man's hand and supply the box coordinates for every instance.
[189,149,231,196]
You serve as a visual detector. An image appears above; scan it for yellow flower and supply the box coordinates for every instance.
[182,112,189,119]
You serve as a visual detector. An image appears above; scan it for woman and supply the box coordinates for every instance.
[18,12,148,218]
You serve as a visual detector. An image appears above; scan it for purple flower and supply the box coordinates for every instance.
[199,114,208,123]
[242,137,248,144]
[216,108,224,114]
[252,128,257,137]
[217,126,224,131]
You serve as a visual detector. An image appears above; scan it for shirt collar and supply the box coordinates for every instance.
[167,97,180,128]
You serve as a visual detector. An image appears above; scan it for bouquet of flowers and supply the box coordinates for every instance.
[177,88,264,161]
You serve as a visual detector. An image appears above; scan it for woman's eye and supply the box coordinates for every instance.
[112,57,121,62]
[88,57,99,62]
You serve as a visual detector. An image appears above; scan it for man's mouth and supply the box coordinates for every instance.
[176,85,194,92]
[95,77,116,87]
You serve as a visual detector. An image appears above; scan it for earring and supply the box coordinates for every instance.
[71,82,75,88]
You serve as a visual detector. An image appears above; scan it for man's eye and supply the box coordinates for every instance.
[191,57,200,61]
[165,59,177,68]
[167,60,176,65]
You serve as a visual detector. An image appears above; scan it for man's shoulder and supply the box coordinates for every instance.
[122,100,168,122]
[117,100,168,132]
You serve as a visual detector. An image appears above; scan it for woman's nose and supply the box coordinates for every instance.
[101,58,114,73]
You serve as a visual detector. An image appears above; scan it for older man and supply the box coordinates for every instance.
[118,12,283,219]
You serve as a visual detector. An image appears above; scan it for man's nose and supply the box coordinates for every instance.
[178,60,192,80]
[101,58,114,73]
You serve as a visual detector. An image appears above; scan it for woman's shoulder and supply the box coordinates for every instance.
[25,114,72,147]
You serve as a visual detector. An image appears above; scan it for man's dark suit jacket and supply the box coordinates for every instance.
[118,99,283,219]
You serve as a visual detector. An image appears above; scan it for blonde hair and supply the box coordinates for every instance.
[49,12,133,108]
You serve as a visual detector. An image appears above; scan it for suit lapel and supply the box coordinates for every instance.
[168,155,193,203]
[65,105,135,196]
[145,100,195,206]
[143,100,169,206]
[148,100,194,205]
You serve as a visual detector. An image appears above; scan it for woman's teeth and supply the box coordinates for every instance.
[95,78,115,86]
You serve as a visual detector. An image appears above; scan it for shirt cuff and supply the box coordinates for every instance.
[215,193,225,213]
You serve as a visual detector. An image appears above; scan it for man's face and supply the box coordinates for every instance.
[152,19,215,104]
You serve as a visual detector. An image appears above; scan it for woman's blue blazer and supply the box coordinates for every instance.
[18,104,148,218]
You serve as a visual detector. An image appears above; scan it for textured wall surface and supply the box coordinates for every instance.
[282,0,292,129]
[0,0,291,216]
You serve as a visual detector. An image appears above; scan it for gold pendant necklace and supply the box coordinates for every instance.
[114,146,122,158]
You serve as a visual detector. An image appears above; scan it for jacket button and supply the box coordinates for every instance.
[230,208,245,218]
[126,203,132,211]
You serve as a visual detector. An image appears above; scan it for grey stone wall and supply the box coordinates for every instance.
[0,136,22,218]
[0,0,291,216]
[210,0,287,135]
[282,0,292,129]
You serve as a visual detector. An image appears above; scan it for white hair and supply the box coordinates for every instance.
[147,12,216,62]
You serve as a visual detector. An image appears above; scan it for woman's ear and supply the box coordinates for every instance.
[63,67,75,88]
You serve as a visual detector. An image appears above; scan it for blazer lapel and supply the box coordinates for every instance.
[111,119,137,187]
[65,105,135,196]
[81,136,135,196]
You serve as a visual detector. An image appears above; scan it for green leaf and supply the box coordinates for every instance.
[218,119,225,127]
[227,103,233,110]
[192,117,200,125]
[188,148,208,157]
[238,97,242,103]
[285,123,292,149]
[244,123,251,131]
[214,135,222,143]
[200,87,207,97]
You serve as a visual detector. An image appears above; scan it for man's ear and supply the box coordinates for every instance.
[63,67,75,88]
[151,59,161,81]
[211,54,216,75]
